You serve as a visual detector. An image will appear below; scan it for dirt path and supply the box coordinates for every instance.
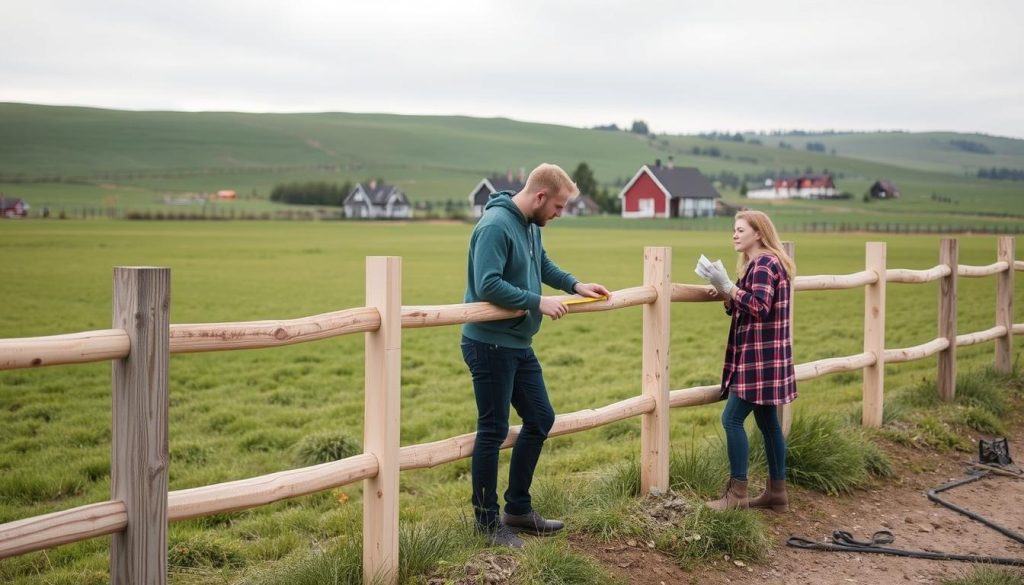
[573,426,1024,585]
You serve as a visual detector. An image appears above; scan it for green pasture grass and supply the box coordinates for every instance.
[0,222,1020,583]
[881,367,1023,450]
[940,567,1024,585]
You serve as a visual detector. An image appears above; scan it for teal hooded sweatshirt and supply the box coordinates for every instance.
[462,191,579,348]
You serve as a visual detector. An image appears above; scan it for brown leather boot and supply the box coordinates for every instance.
[706,478,748,510]
[749,479,788,513]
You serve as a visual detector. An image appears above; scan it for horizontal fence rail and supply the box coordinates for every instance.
[885,265,951,284]
[0,329,130,369]
[0,238,1021,584]
[959,261,1010,277]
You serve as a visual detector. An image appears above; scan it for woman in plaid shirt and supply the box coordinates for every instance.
[704,210,797,512]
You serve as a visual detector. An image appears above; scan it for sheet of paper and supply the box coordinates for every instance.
[694,254,726,280]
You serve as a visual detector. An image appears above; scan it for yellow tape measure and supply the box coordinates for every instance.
[564,295,607,305]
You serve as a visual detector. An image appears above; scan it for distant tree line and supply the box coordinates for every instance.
[691,146,722,157]
[270,181,352,206]
[950,140,994,155]
[571,162,619,214]
[977,167,1024,181]
[696,131,746,142]
[589,119,651,136]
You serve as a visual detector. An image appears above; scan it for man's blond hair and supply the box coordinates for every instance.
[524,163,578,199]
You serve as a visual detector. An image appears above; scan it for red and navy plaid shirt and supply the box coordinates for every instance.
[721,254,797,405]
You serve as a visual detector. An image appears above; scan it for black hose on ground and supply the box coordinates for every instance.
[786,469,1024,566]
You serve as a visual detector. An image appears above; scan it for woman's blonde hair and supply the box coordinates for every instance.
[734,210,796,279]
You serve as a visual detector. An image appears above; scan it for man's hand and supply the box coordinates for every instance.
[573,282,612,299]
[539,296,569,320]
[706,263,735,297]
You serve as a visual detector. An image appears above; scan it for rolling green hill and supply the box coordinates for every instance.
[745,131,1024,175]
[0,103,1021,225]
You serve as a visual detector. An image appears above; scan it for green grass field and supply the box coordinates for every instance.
[0,221,1021,584]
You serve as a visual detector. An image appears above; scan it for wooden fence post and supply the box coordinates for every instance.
[363,257,401,585]
[938,239,958,401]
[781,241,795,437]
[862,243,886,427]
[111,267,170,585]
[641,247,671,494]
[995,237,1015,374]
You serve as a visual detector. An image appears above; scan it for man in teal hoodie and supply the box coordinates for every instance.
[462,163,610,547]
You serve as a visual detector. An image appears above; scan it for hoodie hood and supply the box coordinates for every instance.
[484,190,527,224]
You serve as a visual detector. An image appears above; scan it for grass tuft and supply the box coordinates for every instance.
[398,517,476,583]
[519,539,623,585]
[168,532,244,569]
[293,432,362,466]
[664,505,771,567]
[939,567,1024,585]
[245,536,365,585]
[960,406,1006,435]
[762,412,889,495]
[668,441,730,498]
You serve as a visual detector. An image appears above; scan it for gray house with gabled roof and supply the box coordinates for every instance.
[343,180,412,219]
[468,173,526,219]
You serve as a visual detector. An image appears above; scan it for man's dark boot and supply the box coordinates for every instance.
[501,510,565,536]
[749,478,788,513]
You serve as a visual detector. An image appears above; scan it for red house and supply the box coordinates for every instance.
[618,161,719,218]
[0,195,29,218]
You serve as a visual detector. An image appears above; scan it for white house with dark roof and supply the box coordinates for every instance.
[618,161,720,218]
[343,180,412,219]
[747,174,838,199]
[0,195,29,218]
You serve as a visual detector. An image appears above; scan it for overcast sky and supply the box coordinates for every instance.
[2,0,1022,138]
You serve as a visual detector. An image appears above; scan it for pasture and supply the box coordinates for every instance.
[3,104,1023,232]
[0,221,1020,584]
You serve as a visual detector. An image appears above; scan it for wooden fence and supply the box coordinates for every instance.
[0,238,1020,584]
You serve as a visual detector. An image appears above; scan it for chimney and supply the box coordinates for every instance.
[506,168,513,182]
[368,179,377,190]
[667,156,674,169]
[518,167,526,184]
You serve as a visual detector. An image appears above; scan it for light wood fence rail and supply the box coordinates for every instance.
[0,238,1020,585]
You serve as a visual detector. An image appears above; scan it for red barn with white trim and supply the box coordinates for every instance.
[618,161,720,218]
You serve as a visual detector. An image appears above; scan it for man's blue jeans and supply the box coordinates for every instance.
[461,336,555,529]
[721,392,787,481]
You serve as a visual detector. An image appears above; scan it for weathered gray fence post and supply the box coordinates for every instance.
[938,239,958,401]
[641,247,670,494]
[363,257,401,585]
[995,236,1015,374]
[862,243,886,427]
[111,267,170,585]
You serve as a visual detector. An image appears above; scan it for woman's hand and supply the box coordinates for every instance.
[706,263,735,297]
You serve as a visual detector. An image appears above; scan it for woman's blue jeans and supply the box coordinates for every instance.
[462,336,555,530]
[722,392,787,481]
